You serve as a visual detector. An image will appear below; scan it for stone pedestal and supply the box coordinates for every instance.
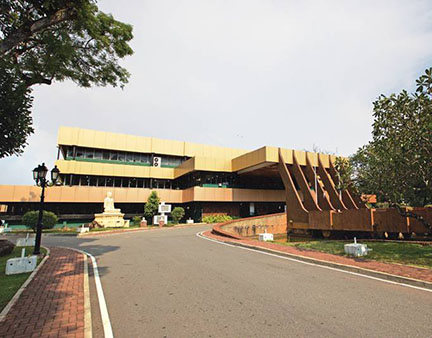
[94,210,130,228]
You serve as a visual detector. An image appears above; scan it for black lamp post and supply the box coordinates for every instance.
[32,163,60,255]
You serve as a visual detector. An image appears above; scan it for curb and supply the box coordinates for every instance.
[0,246,51,322]
[79,223,208,237]
[204,232,432,291]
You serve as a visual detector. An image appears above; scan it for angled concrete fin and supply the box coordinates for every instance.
[303,154,335,211]
[290,153,321,212]
[278,149,309,224]
[327,158,358,209]
[317,155,347,211]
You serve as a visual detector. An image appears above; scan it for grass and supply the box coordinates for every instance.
[0,246,47,311]
[273,240,432,269]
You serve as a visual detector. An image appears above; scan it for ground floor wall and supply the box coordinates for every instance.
[1,201,286,224]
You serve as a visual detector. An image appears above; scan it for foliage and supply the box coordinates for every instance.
[0,64,34,158]
[144,191,160,224]
[0,0,133,158]
[333,157,353,193]
[132,216,142,226]
[22,210,58,231]
[202,214,233,224]
[171,207,185,224]
[351,68,432,207]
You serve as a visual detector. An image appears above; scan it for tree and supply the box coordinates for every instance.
[171,207,185,224]
[351,68,432,206]
[144,191,160,224]
[0,0,133,158]
[22,210,58,231]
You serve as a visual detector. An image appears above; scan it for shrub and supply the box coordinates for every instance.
[22,210,58,231]
[132,216,142,225]
[202,214,233,224]
[144,191,160,224]
[171,207,185,224]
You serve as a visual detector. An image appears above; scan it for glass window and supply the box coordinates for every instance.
[94,149,102,159]
[137,179,144,188]
[118,152,125,162]
[85,149,94,159]
[133,153,141,163]
[76,148,84,158]
[81,176,90,185]
[110,151,118,161]
[114,178,122,187]
[66,147,74,159]
[140,154,150,164]
[72,175,80,185]
[97,177,106,186]
[126,153,134,162]
[89,176,97,186]
[103,150,110,160]
[106,178,114,186]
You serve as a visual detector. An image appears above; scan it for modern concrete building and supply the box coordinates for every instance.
[0,126,338,223]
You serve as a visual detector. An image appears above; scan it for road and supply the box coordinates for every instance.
[43,226,432,338]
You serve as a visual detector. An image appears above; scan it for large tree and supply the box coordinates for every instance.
[351,68,432,207]
[0,0,133,157]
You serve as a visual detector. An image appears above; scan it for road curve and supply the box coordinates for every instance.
[44,226,432,338]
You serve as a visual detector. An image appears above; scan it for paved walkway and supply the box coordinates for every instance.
[0,248,85,338]
[205,231,432,283]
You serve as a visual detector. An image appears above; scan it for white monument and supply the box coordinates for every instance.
[93,192,130,228]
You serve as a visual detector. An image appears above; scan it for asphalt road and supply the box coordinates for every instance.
[43,226,432,338]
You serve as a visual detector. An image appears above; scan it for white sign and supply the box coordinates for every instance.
[153,156,161,167]
[158,202,172,213]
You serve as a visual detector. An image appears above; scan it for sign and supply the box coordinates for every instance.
[158,202,172,213]
[153,156,161,167]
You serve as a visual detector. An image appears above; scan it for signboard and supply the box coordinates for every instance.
[153,156,161,167]
[158,202,171,213]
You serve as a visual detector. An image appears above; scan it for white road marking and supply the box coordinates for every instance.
[64,247,114,338]
[196,231,432,293]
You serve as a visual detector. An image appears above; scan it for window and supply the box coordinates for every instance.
[97,177,106,186]
[103,150,110,160]
[140,154,150,164]
[106,178,114,186]
[126,153,134,162]
[76,148,84,158]
[85,149,94,159]
[89,176,97,186]
[137,179,144,188]
[66,147,74,159]
[118,152,125,162]
[110,151,118,161]
[72,175,80,185]
[94,149,102,159]
[133,153,141,163]
[114,178,122,187]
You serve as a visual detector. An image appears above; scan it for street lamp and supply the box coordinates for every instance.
[32,163,60,255]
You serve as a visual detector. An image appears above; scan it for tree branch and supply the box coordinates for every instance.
[0,7,76,55]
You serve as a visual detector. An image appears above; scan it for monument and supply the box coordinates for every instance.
[93,192,130,228]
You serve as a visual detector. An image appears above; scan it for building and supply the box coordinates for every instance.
[0,126,338,223]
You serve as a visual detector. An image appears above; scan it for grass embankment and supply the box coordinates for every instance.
[0,246,47,311]
[273,239,432,269]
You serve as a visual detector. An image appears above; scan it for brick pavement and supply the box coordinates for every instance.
[0,248,85,338]
[205,230,432,283]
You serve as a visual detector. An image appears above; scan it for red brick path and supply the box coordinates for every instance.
[0,248,85,338]
[205,231,432,283]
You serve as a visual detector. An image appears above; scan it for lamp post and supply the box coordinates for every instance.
[32,163,60,255]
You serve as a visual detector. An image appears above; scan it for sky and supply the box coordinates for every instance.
[1,0,432,185]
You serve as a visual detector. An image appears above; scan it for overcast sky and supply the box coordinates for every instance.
[2,0,432,185]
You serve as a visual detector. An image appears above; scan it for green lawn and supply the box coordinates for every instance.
[274,240,432,269]
[0,246,47,311]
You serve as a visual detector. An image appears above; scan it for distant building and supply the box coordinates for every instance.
[0,126,337,223]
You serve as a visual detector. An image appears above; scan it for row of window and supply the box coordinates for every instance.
[63,146,185,167]
[61,174,176,189]
[59,171,286,190]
